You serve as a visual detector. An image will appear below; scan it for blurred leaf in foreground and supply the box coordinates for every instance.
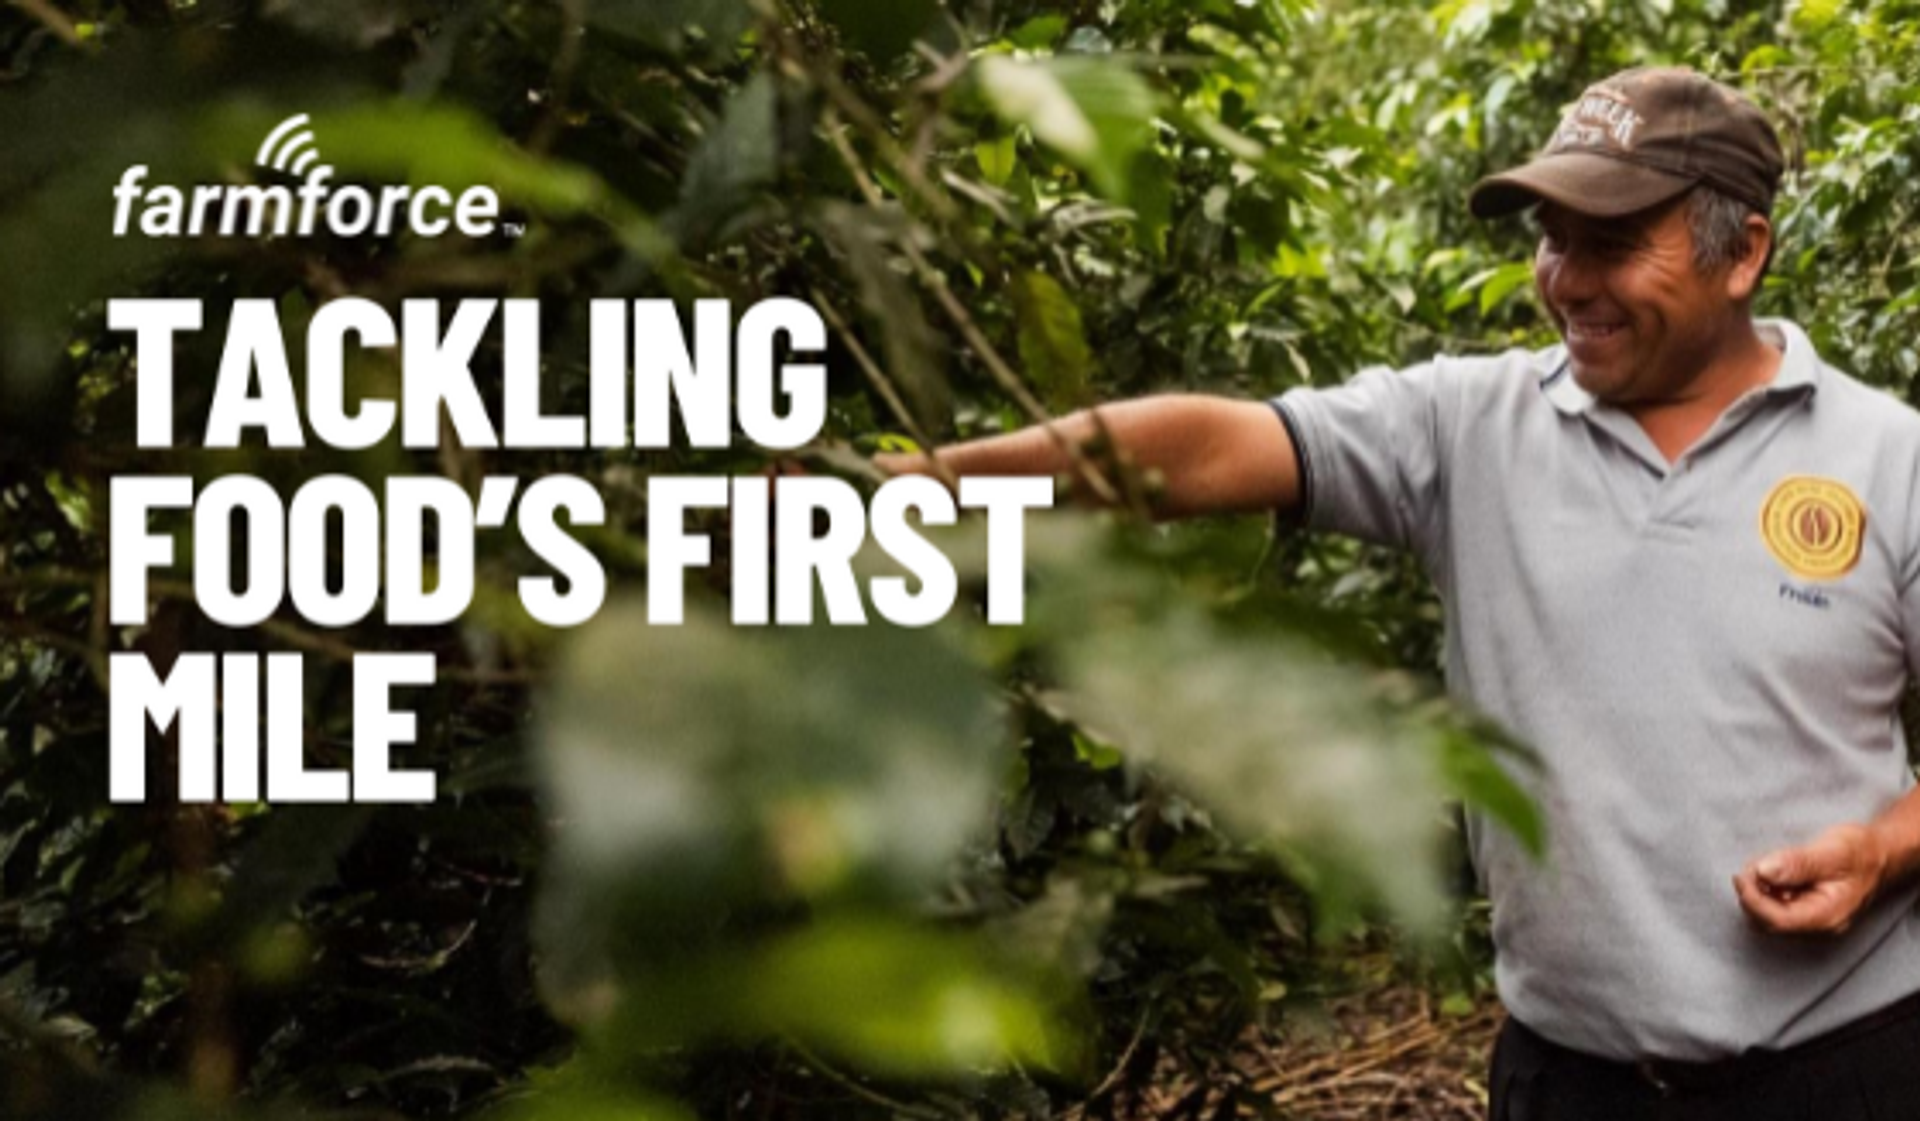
[975,56,1160,205]
[194,100,651,239]
[697,918,1076,1075]
[531,601,1046,1073]
[536,602,1001,910]
[1022,518,1543,933]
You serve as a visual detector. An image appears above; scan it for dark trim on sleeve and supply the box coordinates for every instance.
[1268,398,1314,527]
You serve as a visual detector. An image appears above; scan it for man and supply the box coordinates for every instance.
[881,68,1920,1118]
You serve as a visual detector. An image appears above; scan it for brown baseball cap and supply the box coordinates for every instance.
[1469,67,1785,220]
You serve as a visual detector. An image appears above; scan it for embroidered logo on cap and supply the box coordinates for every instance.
[1548,88,1646,153]
[1760,476,1865,581]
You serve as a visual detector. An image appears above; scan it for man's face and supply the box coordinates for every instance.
[1531,196,1737,405]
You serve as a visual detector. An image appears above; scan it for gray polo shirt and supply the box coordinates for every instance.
[1273,319,1920,1061]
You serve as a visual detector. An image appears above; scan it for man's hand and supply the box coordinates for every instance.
[869,397,1300,520]
[1734,823,1891,935]
[873,450,931,479]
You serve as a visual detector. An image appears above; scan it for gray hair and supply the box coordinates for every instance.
[1686,185,1768,277]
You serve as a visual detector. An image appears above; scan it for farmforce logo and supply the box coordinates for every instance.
[112,113,502,240]
[1760,475,1865,581]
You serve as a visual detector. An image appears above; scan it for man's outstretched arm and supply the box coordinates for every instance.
[875,395,1302,521]
[1733,784,1920,935]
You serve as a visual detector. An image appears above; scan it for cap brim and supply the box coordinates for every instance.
[1469,151,1698,220]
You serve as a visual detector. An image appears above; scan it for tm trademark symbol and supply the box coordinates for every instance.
[502,221,527,237]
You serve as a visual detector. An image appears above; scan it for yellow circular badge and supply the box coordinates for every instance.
[1760,476,1866,581]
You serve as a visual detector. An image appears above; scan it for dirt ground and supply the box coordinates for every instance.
[1100,979,1503,1120]
[1243,986,1501,1120]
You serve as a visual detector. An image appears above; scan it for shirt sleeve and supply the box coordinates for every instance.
[1270,360,1453,563]
[1900,508,1920,686]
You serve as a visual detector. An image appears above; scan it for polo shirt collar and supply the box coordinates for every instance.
[1757,318,1821,396]
[1539,356,1594,415]
[1537,317,1822,416]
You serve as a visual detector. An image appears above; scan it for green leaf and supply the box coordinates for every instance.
[1476,261,1535,316]
[975,56,1160,203]
[1790,0,1842,32]
[557,915,1082,1076]
[1437,729,1546,858]
[1044,625,1457,932]
[203,102,611,215]
[1741,44,1788,73]
[987,875,1114,978]
[0,155,154,439]
[1012,270,1096,410]
[814,0,941,62]
[532,604,1007,1023]
[1127,146,1175,256]
[816,203,953,436]
[584,0,752,53]
[483,1060,695,1121]
[1072,732,1124,771]
[1017,521,1540,934]
[1450,261,1530,315]
[0,37,211,433]
[538,604,1001,901]
[745,920,1078,1075]
[204,806,374,948]
[672,72,780,246]
[975,134,1018,186]
[259,0,437,46]
[1008,14,1069,50]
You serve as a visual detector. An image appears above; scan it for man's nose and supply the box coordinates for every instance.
[1543,247,1603,306]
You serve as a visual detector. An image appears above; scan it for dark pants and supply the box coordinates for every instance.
[1489,998,1920,1120]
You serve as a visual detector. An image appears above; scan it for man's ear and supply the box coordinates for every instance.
[1728,213,1773,301]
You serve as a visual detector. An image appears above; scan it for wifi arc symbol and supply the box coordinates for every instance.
[256,114,328,178]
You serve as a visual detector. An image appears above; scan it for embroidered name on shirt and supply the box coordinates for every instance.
[1778,583,1832,610]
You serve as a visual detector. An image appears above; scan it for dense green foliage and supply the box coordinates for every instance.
[1,0,1915,1118]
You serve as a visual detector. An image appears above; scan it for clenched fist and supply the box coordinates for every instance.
[1734,823,1892,936]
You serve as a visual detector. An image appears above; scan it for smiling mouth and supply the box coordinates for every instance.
[1566,321,1625,342]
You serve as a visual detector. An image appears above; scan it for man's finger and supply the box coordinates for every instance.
[1754,848,1813,888]
[1735,871,1793,930]
[1735,870,1818,931]
[874,450,938,479]
[1734,872,1848,934]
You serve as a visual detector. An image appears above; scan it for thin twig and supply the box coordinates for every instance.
[7,0,86,47]
[1261,1024,1442,1098]
[818,114,1131,510]
[1075,1004,1154,1112]
[766,0,1136,520]
[763,1,959,228]
[0,567,95,591]
[143,579,528,685]
[780,1036,946,1121]
[89,568,110,691]
[0,615,102,673]
[810,289,959,489]
[527,0,585,155]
